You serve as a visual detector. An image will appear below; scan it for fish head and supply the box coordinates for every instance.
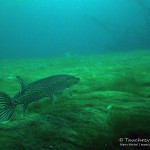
[66,76,80,87]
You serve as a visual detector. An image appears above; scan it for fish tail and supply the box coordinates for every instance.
[0,92,15,122]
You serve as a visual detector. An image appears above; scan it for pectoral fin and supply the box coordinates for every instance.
[67,88,72,98]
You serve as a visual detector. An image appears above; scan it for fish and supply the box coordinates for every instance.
[0,74,80,122]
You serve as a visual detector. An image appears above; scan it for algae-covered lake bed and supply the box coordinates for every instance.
[0,50,150,150]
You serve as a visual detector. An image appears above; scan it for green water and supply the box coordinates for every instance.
[0,50,150,150]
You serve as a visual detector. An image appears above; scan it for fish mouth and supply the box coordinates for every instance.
[66,76,80,85]
[74,77,80,84]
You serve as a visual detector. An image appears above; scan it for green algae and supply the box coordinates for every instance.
[0,50,150,150]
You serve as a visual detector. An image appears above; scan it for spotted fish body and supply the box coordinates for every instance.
[0,74,80,122]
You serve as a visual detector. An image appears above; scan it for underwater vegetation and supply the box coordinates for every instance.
[0,50,150,150]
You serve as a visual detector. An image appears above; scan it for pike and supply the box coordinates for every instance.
[0,74,80,122]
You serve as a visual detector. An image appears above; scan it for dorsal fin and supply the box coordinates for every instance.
[16,76,27,93]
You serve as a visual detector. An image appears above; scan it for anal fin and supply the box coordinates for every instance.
[22,100,28,113]
[49,94,56,104]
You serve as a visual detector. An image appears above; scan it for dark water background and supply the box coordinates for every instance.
[0,0,150,58]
